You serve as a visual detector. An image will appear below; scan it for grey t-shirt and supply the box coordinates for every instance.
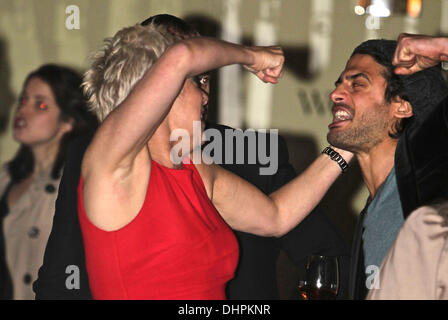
[362,167,404,271]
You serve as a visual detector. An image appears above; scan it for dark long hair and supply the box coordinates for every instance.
[7,64,98,183]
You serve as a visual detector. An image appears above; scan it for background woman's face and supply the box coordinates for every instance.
[13,76,72,148]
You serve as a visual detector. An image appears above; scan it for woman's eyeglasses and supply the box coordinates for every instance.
[192,73,210,89]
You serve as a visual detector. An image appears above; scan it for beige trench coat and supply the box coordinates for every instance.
[0,166,61,300]
[367,205,448,300]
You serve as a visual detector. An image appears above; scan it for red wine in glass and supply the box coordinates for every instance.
[297,255,339,300]
[297,283,338,300]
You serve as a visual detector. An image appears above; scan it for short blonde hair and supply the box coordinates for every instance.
[83,22,182,122]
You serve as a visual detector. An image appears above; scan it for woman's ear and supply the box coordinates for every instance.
[392,98,413,119]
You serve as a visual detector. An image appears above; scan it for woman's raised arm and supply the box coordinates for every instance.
[82,37,284,177]
[212,147,353,237]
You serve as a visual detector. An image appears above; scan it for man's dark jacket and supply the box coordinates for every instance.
[349,96,448,299]
[34,124,350,299]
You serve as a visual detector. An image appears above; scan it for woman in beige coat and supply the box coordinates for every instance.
[0,64,97,299]
[367,203,448,300]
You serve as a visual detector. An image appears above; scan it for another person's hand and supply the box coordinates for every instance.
[393,33,448,75]
[244,46,284,83]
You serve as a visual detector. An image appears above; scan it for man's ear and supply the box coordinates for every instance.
[391,98,413,119]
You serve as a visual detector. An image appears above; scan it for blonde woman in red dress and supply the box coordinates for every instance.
[79,15,352,299]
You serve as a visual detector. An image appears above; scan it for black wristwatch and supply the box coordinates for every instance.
[322,146,349,173]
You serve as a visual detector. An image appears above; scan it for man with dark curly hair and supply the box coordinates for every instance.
[328,34,448,299]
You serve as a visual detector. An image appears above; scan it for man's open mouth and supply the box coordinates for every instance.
[329,105,353,129]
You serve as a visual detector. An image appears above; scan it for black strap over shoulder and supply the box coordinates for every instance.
[348,204,369,300]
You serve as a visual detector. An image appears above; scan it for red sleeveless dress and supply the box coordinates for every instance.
[77,160,239,300]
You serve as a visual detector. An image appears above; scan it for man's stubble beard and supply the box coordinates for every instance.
[327,107,391,154]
